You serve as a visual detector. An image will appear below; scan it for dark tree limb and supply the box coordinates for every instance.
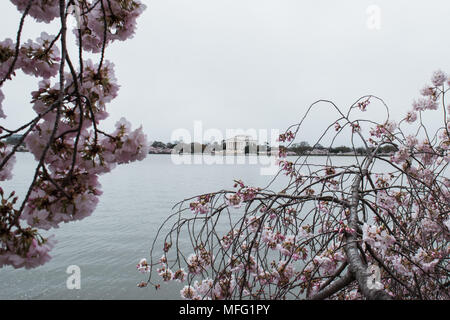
[344,162,393,300]
[309,271,355,300]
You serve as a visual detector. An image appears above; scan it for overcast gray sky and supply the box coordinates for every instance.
[1,0,450,145]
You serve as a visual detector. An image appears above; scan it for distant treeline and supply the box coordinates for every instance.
[2,135,397,155]
[288,141,397,155]
[150,140,398,155]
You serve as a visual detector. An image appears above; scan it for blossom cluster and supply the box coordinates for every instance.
[356,98,370,111]
[277,159,295,176]
[75,0,147,53]
[277,130,295,143]
[189,194,212,215]
[11,0,60,23]
[136,258,150,273]
[406,70,449,122]
[0,188,56,269]
[224,181,260,208]
[0,33,60,83]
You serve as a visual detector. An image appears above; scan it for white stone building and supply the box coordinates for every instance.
[225,135,258,154]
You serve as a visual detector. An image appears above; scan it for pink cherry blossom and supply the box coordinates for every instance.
[19,32,60,79]
[11,0,60,23]
[413,97,438,111]
[404,110,417,123]
[0,38,18,80]
[431,70,447,87]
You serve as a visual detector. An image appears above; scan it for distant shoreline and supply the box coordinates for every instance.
[11,149,392,158]
[149,152,393,157]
